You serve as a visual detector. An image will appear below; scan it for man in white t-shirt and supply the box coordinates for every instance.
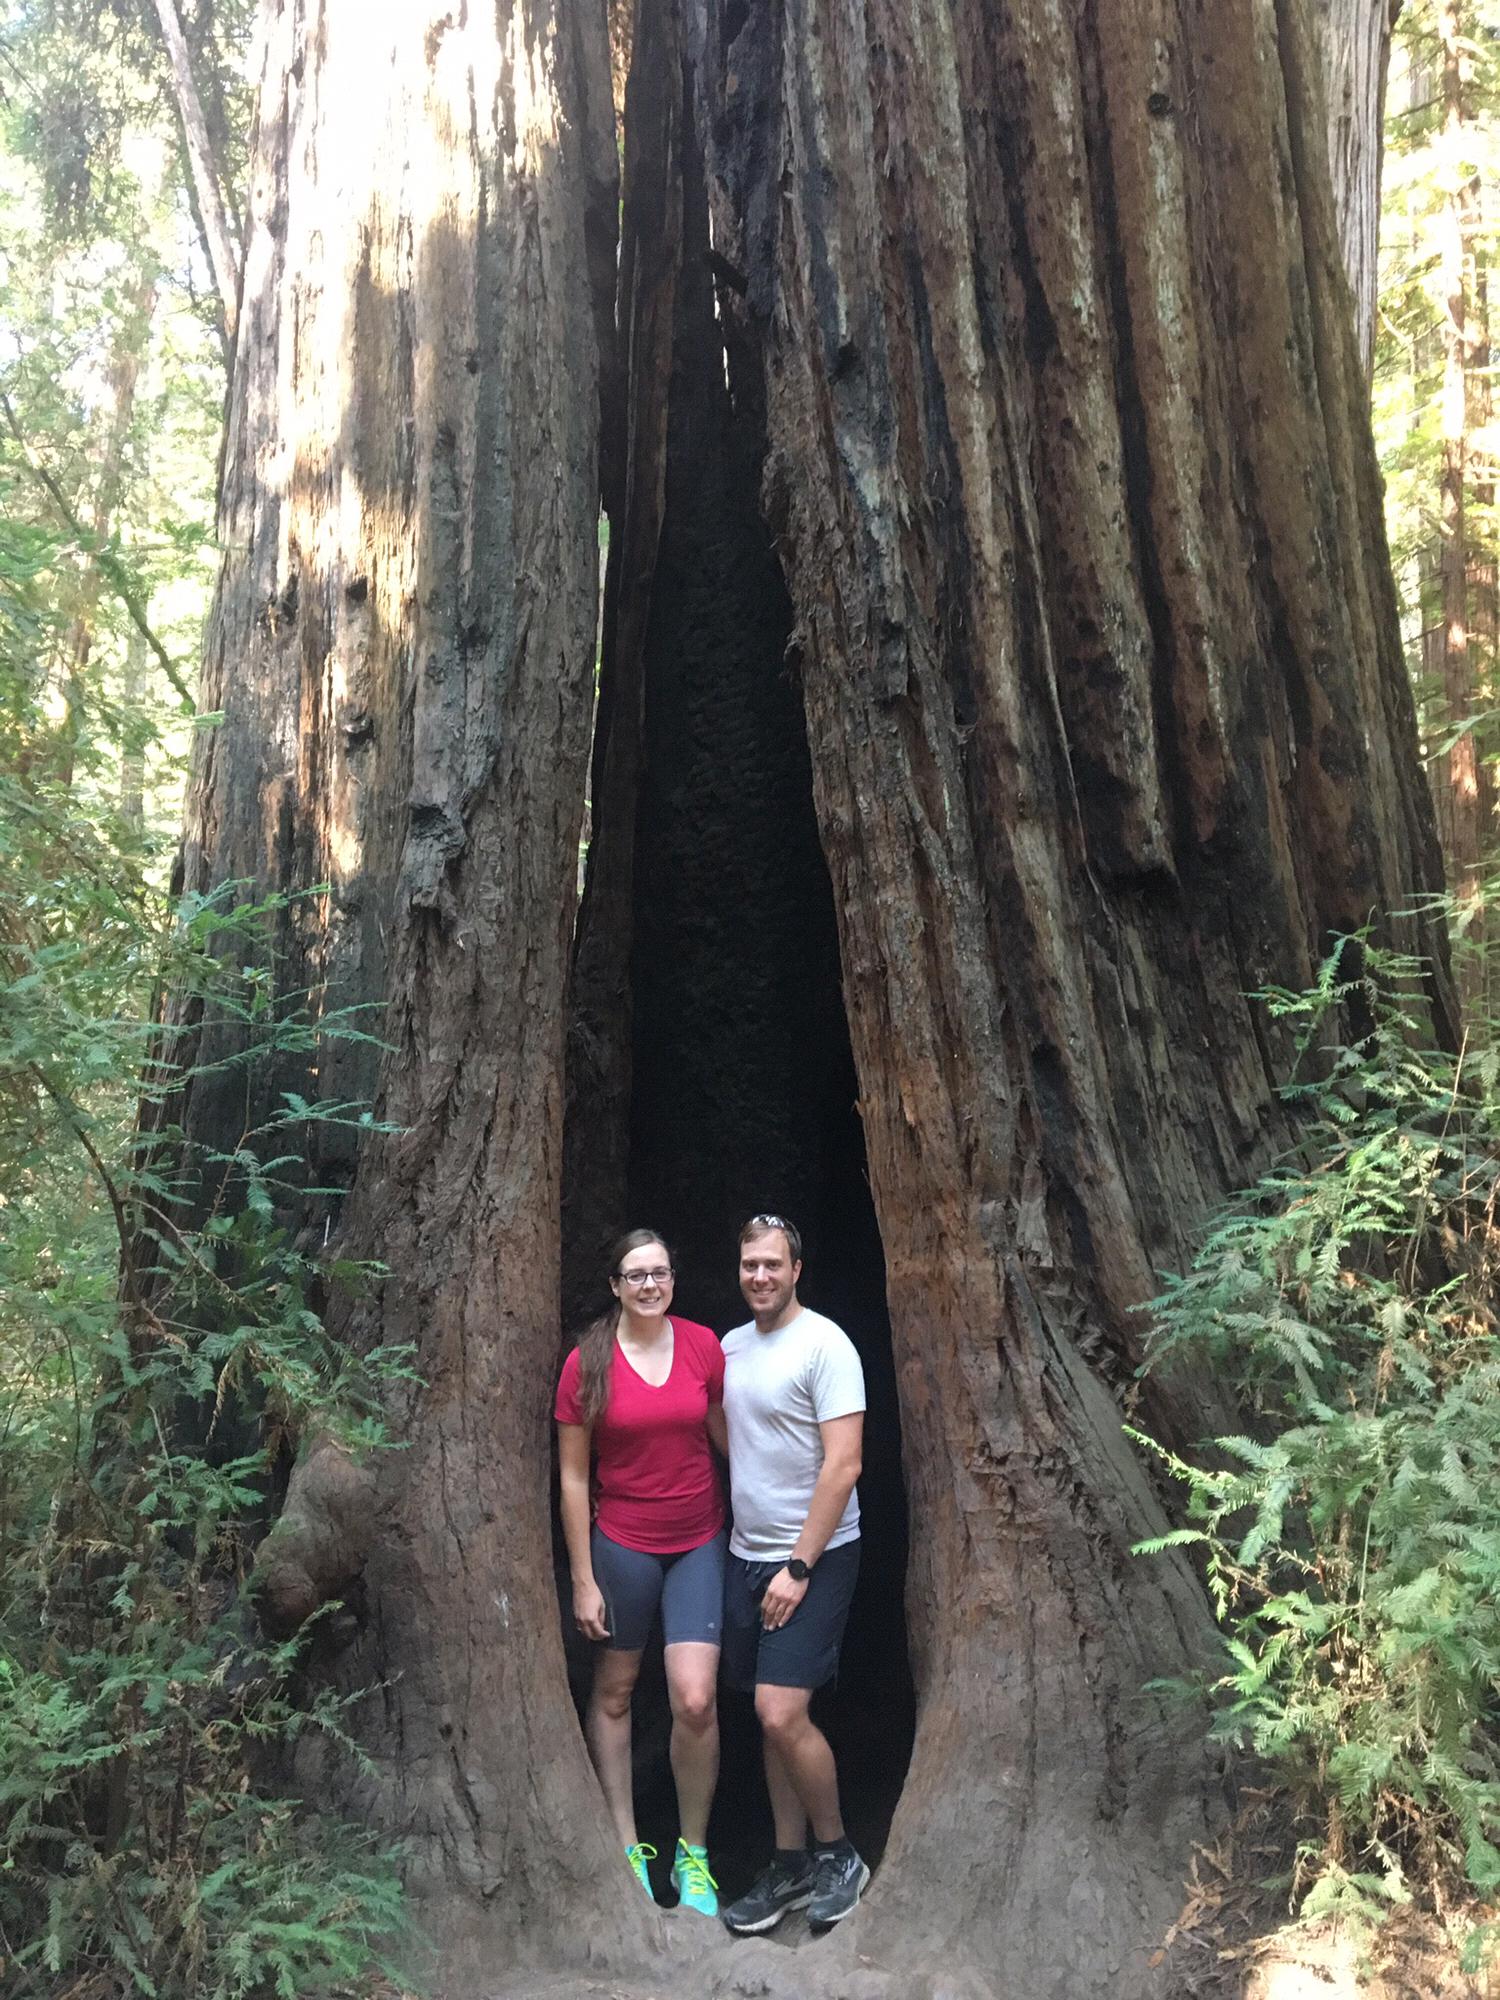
[718,1214,869,1933]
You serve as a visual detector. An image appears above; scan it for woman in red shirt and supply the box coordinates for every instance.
[556,1229,726,1916]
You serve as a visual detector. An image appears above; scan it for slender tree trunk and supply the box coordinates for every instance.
[119,623,146,837]
[1315,0,1399,376]
[149,0,241,344]
[1436,0,1491,903]
[58,274,156,789]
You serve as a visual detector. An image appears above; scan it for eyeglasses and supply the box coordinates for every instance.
[617,1267,674,1287]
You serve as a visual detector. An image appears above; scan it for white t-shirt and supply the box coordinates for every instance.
[721,1306,865,1560]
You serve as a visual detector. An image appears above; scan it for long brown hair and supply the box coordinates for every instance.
[575,1227,673,1424]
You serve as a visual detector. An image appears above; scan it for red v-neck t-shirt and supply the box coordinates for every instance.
[555,1318,726,1553]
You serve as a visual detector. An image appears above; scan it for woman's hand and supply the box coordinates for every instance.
[573,1578,610,1642]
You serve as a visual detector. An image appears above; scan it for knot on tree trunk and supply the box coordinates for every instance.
[251,1435,376,1639]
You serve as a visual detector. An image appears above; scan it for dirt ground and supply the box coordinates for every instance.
[415,1798,1500,2000]
[436,1863,1500,2000]
[434,1908,1001,2000]
[1144,1800,1498,2000]
[435,1905,1498,2000]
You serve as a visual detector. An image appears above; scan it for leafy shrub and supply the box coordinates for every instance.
[1,728,416,1994]
[1134,934,1500,1957]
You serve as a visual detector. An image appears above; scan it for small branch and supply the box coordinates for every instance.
[148,0,241,344]
[26,1063,168,1340]
[0,389,194,706]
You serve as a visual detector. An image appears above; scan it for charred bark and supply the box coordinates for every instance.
[561,0,684,1328]
[566,26,916,1886]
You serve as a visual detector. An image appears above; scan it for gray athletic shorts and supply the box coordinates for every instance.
[590,1525,727,1652]
[722,1540,860,1691]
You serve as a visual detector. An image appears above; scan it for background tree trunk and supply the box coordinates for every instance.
[58,272,156,789]
[1434,0,1492,904]
[149,0,241,346]
[1315,0,1399,376]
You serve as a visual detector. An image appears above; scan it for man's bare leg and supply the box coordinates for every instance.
[754,1684,843,1844]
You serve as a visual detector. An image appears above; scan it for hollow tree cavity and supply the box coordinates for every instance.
[150,0,1453,1994]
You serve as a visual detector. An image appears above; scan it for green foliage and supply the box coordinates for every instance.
[1134,934,1500,1953]
[1,639,415,1991]
[0,23,414,1987]
[0,0,245,855]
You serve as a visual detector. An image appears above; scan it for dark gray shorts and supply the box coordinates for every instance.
[590,1526,727,1653]
[722,1540,860,1691]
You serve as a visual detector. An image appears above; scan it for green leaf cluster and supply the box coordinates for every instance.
[1,745,417,1991]
[1135,931,1500,1957]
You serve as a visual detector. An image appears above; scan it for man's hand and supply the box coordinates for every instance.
[760,1566,809,1630]
[573,1579,610,1641]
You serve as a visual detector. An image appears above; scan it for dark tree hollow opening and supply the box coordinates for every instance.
[623,363,914,1898]
[559,64,915,1894]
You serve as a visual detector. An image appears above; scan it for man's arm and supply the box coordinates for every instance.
[759,1411,863,1630]
[706,1401,729,1458]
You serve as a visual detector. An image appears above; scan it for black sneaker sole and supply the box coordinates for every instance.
[722,1890,813,1934]
[808,1861,871,1927]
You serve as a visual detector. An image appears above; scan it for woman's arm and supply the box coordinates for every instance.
[558,1422,609,1641]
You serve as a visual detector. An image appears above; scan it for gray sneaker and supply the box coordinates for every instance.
[721,1854,816,1933]
[807,1844,869,1925]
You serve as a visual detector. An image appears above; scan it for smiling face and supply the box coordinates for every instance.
[739,1228,802,1330]
[610,1238,674,1325]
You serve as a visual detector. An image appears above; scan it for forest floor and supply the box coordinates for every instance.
[428,1846,1499,2000]
[1143,1800,1497,2000]
[403,1796,1497,2000]
[421,1905,1495,2000]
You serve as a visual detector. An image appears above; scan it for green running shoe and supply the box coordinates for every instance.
[625,1840,658,1902]
[669,1837,719,1916]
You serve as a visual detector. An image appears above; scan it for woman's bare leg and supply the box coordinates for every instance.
[586,1647,644,1847]
[664,1642,720,1848]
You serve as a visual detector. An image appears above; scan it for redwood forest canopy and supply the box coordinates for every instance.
[2,3,1500,1998]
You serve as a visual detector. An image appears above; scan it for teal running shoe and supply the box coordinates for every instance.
[670,1837,719,1916]
[625,1840,658,1901]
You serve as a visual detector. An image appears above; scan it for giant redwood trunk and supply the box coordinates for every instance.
[154,0,662,1973]
[160,0,1451,1995]
[568,0,1452,1994]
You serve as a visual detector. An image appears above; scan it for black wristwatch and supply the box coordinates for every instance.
[786,1557,813,1581]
